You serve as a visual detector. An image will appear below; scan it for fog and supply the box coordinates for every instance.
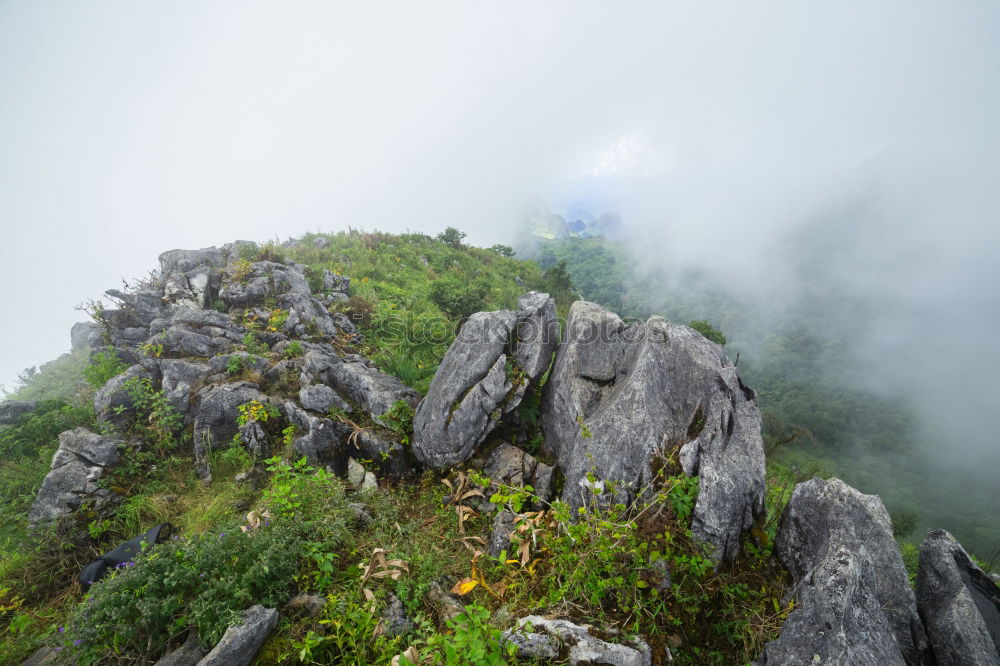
[2,1,998,499]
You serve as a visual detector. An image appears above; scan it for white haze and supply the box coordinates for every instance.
[1,2,998,478]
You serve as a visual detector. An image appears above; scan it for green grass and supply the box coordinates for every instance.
[285,230,567,393]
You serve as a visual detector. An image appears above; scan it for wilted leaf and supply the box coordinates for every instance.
[451,577,479,595]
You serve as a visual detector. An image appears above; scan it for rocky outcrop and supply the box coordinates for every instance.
[917,530,1000,665]
[541,300,765,564]
[503,616,652,666]
[159,247,226,310]
[0,400,38,425]
[412,292,558,468]
[28,429,121,526]
[197,605,277,666]
[757,477,930,665]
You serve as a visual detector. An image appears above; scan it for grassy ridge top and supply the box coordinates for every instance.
[285,230,572,393]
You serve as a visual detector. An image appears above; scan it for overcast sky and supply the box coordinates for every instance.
[2,0,998,412]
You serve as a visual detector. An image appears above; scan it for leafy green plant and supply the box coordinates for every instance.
[226,355,247,375]
[237,400,279,428]
[122,377,185,455]
[83,346,127,388]
[63,520,304,661]
[241,330,270,356]
[379,400,415,444]
[285,340,305,359]
[268,308,290,332]
[291,590,407,665]
[421,605,513,665]
[140,341,164,358]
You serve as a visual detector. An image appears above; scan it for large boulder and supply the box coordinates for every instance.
[757,477,930,665]
[916,529,1000,665]
[197,605,277,666]
[412,292,558,468]
[541,301,765,563]
[28,429,121,526]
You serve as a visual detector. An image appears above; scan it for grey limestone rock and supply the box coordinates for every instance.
[541,300,765,564]
[154,633,206,666]
[159,247,226,310]
[412,292,557,468]
[504,616,652,666]
[192,383,271,480]
[479,442,556,506]
[380,593,413,637]
[0,400,39,425]
[71,321,103,352]
[287,407,350,476]
[28,429,121,526]
[757,477,930,665]
[322,269,350,294]
[299,384,351,414]
[160,359,211,419]
[323,355,419,427]
[486,510,517,558]
[917,529,1000,665]
[197,604,277,666]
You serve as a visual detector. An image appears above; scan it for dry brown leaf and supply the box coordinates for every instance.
[391,645,421,666]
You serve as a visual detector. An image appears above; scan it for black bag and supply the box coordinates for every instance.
[78,523,173,587]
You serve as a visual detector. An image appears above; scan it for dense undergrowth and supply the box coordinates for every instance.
[1,228,963,664]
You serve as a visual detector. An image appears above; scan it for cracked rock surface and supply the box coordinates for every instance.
[412,292,557,468]
[28,428,122,526]
[541,300,765,564]
[757,477,930,665]
[917,529,1000,665]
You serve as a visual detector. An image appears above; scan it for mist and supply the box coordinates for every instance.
[1,2,997,538]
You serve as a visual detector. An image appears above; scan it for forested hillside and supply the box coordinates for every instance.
[523,234,1000,560]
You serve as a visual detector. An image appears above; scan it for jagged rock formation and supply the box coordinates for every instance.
[541,300,765,563]
[411,291,558,468]
[44,241,417,497]
[28,429,122,526]
[757,477,930,665]
[917,529,1000,665]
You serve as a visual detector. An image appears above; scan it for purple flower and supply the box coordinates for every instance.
[58,626,64,633]
[73,639,83,647]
